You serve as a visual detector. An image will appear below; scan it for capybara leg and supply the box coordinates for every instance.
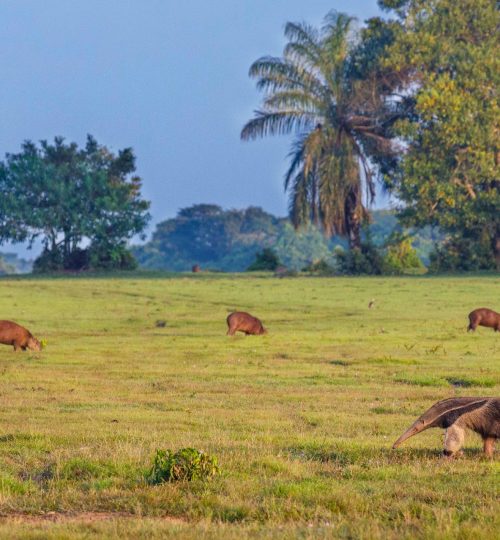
[443,424,465,457]
[483,437,495,458]
[227,326,236,336]
[13,344,20,352]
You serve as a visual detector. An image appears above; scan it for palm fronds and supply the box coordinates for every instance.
[242,10,396,248]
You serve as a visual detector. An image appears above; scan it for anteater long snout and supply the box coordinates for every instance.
[392,421,427,449]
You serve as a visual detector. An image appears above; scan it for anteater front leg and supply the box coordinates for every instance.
[443,424,465,457]
[483,437,495,458]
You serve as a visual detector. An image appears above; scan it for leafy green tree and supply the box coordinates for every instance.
[273,222,339,269]
[0,136,150,271]
[382,233,425,274]
[247,248,281,271]
[241,11,400,250]
[335,240,385,275]
[378,0,500,270]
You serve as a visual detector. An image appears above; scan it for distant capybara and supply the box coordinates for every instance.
[192,264,201,273]
[0,320,42,351]
[467,308,500,332]
[226,311,267,336]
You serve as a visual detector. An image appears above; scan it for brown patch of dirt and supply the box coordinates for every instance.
[0,512,186,525]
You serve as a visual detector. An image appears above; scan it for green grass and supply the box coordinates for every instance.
[0,272,498,539]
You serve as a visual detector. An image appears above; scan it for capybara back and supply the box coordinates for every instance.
[0,320,42,351]
[226,311,266,336]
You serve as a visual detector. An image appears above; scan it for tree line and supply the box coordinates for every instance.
[132,203,435,273]
[0,0,497,273]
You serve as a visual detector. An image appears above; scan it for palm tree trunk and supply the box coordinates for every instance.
[493,232,500,271]
[345,187,362,250]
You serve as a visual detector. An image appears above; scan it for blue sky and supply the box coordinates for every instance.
[0,1,384,256]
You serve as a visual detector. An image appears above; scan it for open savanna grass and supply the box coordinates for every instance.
[0,273,498,539]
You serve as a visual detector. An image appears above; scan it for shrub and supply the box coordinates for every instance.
[32,248,65,273]
[33,243,137,273]
[335,243,384,275]
[302,259,335,275]
[429,236,496,272]
[147,448,220,484]
[247,248,280,271]
[88,243,138,270]
[382,234,425,274]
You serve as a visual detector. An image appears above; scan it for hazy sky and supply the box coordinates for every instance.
[0,0,384,256]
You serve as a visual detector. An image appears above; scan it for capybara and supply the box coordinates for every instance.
[0,320,42,351]
[467,308,500,332]
[192,264,201,273]
[226,311,267,336]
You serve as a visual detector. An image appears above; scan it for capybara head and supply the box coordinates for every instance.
[27,337,42,351]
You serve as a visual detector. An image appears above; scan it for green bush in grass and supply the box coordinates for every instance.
[147,448,220,484]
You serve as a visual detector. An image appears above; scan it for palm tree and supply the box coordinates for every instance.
[241,11,395,250]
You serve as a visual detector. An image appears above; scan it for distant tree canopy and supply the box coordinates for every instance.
[377,0,500,270]
[0,252,32,274]
[132,204,435,272]
[133,204,338,271]
[0,136,151,272]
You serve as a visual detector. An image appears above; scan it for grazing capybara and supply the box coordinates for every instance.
[0,320,42,351]
[467,308,500,332]
[226,311,267,336]
[192,264,201,273]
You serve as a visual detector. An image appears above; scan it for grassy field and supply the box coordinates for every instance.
[0,272,498,539]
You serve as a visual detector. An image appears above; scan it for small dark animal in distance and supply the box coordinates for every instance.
[0,320,42,351]
[226,311,267,336]
[467,308,500,332]
[192,264,201,273]
[392,397,499,458]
